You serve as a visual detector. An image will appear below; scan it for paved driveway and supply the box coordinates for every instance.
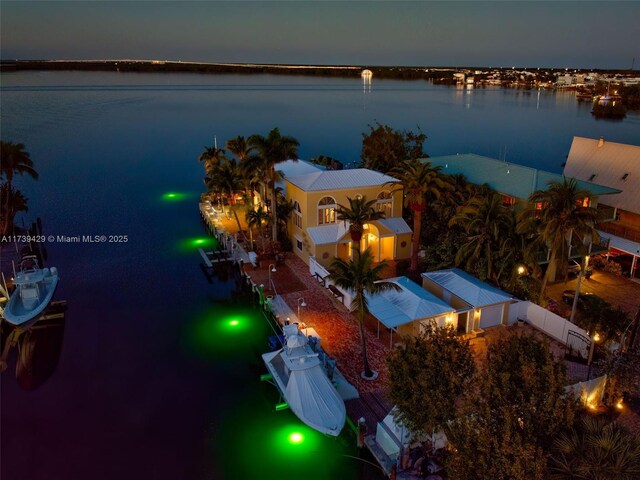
[547,270,640,316]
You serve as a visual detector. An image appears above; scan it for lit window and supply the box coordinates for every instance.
[376,191,393,217]
[503,195,516,207]
[318,196,337,225]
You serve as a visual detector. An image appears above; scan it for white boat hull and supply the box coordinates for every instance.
[3,268,59,326]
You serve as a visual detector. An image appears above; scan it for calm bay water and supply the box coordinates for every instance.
[1,71,639,480]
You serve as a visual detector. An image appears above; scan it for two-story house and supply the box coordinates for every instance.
[563,136,640,277]
[281,164,412,268]
[425,153,621,266]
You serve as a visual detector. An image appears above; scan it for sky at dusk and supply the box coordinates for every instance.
[1,1,639,69]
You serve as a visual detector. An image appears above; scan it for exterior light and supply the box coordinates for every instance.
[297,298,307,328]
[517,265,526,275]
[616,400,624,410]
[593,332,601,343]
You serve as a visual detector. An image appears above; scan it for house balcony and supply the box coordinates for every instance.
[596,205,616,222]
[598,222,640,244]
[534,236,610,264]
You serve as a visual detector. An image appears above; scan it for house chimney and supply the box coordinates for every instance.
[598,136,605,148]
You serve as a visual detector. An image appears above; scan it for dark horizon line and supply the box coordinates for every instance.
[0,59,636,73]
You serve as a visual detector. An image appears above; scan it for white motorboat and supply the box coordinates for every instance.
[3,256,59,326]
[262,324,346,437]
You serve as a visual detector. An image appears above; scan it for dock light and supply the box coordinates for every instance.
[288,432,304,444]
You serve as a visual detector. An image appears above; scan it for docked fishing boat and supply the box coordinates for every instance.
[3,256,59,326]
[262,324,346,437]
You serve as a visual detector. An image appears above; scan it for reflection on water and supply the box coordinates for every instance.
[1,70,637,479]
[1,303,66,391]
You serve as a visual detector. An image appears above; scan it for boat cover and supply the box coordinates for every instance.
[285,361,346,436]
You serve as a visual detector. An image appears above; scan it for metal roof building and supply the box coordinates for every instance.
[564,136,640,213]
[286,169,398,192]
[426,153,621,200]
[366,276,454,329]
[422,268,513,308]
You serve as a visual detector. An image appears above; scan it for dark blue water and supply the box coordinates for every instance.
[0,71,638,480]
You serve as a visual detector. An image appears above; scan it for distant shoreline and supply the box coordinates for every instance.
[0,60,633,81]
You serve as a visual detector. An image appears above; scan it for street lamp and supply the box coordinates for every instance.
[268,263,276,289]
[297,297,307,325]
[586,332,601,381]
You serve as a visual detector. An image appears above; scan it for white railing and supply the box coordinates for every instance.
[517,301,590,357]
[309,256,354,308]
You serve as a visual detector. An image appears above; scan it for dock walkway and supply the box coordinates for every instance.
[199,202,251,264]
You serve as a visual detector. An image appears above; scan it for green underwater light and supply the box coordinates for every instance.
[288,432,304,444]
[229,320,239,326]
[178,236,218,252]
[161,191,188,201]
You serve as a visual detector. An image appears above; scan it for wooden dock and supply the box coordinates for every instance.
[345,388,392,436]
[199,202,251,265]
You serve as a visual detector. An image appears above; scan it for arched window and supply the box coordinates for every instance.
[293,201,302,229]
[376,191,393,218]
[318,196,337,225]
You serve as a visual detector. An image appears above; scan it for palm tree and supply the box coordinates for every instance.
[449,192,517,283]
[206,159,247,238]
[336,196,385,244]
[275,189,295,243]
[198,140,227,175]
[246,205,270,253]
[387,159,452,271]
[0,141,37,235]
[517,178,598,304]
[248,128,299,241]
[550,417,640,480]
[0,184,28,236]
[226,135,258,206]
[225,135,252,163]
[328,249,400,378]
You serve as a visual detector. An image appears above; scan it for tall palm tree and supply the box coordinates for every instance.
[245,205,270,253]
[328,249,400,378]
[0,184,29,236]
[225,135,252,163]
[0,141,37,235]
[206,159,246,238]
[248,128,299,241]
[226,135,258,206]
[275,189,295,243]
[517,178,598,304]
[336,196,385,244]
[550,417,640,480]
[198,141,227,175]
[387,159,452,271]
[449,192,517,283]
